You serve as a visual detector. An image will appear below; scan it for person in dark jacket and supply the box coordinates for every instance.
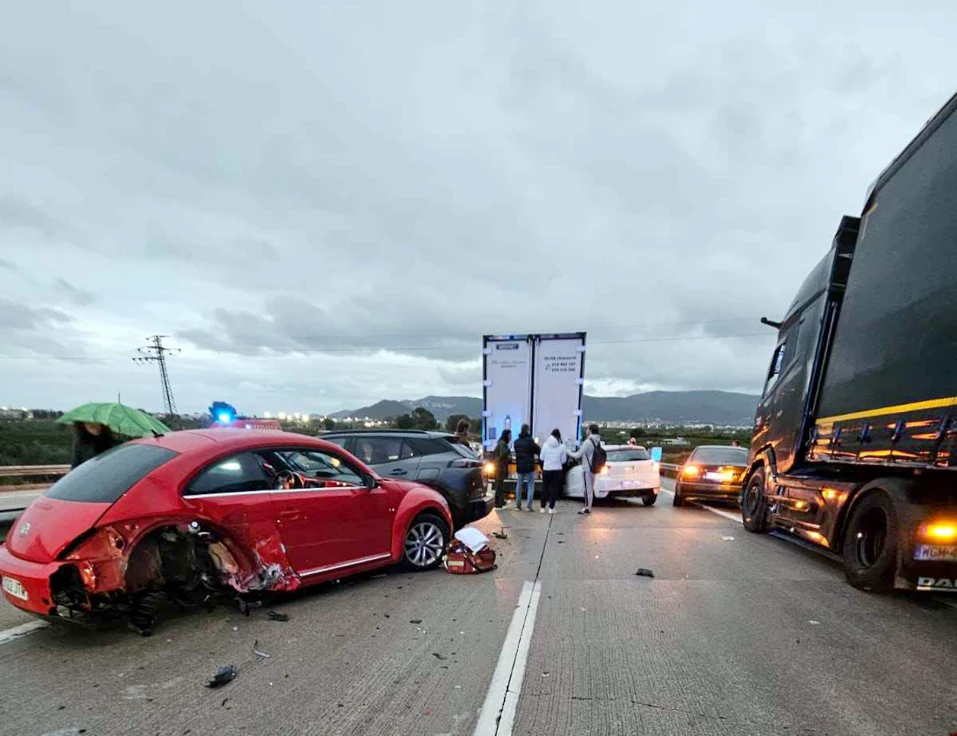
[513,424,541,511]
[492,429,512,508]
[70,422,122,468]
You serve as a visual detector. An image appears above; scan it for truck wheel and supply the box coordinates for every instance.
[672,484,685,507]
[842,490,898,592]
[742,469,770,533]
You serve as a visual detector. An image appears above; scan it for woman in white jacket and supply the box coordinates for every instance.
[539,428,567,514]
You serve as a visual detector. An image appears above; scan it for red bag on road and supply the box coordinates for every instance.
[444,541,497,574]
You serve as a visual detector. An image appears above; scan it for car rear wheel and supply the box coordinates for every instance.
[741,469,770,533]
[402,513,449,571]
[672,483,685,507]
[641,493,658,506]
[842,489,898,592]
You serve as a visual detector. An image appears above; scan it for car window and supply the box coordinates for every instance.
[46,444,178,503]
[689,447,749,465]
[185,452,272,496]
[409,438,451,457]
[606,448,651,462]
[324,436,348,448]
[355,437,414,465]
[274,448,366,487]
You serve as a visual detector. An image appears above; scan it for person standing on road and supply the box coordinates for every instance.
[539,428,567,514]
[568,424,602,515]
[513,425,541,511]
[455,418,471,446]
[492,429,512,509]
[70,422,122,469]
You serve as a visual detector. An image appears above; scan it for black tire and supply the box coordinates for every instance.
[841,490,898,592]
[672,483,685,507]
[641,493,658,507]
[741,468,770,533]
[402,513,449,572]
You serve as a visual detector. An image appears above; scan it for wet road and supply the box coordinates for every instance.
[1,486,955,736]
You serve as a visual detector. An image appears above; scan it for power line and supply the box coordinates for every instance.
[132,335,180,414]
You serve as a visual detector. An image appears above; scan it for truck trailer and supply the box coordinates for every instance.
[743,93,957,592]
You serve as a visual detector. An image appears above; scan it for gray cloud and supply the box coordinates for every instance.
[54,278,97,307]
[1,2,955,412]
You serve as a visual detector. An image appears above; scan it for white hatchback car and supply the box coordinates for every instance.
[565,445,660,506]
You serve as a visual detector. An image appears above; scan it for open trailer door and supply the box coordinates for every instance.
[531,333,586,447]
[482,335,533,451]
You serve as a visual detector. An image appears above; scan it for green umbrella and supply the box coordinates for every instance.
[57,402,172,438]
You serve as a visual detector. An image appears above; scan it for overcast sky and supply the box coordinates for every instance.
[0,2,954,415]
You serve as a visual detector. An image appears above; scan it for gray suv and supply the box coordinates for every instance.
[322,430,493,530]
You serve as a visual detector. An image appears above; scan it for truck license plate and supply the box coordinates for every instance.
[914,544,957,562]
[2,576,28,601]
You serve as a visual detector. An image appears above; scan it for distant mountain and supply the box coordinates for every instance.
[583,391,758,426]
[331,391,757,426]
[329,400,410,420]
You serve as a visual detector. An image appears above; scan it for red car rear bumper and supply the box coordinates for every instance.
[0,545,60,616]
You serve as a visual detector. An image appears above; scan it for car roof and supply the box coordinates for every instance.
[604,445,648,451]
[129,429,335,460]
[322,429,455,440]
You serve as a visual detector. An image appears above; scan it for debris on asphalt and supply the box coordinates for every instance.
[267,611,289,622]
[721,536,735,541]
[635,568,655,578]
[40,729,86,736]
[205,665,238,688]
[253,640,270,658]
[432,652,448,661]
[542,671,550,677]
[808,620,821,625]
[410,619,423,624]
[557,541,565,544]
[492,528,508,540]
[221,698,230,707]
[231,626,239,632]
[236,598,262,617]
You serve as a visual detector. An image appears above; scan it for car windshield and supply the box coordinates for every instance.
[46,444,179,503]
[690,446,748,465]
[606,448,651,462]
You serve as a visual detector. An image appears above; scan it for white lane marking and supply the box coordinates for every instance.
[659,485,743,524]
[473,580,542,736]
[0,620,48,645]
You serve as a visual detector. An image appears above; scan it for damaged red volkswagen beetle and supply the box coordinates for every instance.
[0,430,453,630]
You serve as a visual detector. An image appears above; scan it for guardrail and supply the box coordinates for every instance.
[0,465,70,479]
[659,462,679,479]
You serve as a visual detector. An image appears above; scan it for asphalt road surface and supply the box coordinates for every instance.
[1,482,955,736]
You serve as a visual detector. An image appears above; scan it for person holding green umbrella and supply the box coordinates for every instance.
[57,402,172,468]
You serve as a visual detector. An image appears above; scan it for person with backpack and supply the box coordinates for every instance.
[491,429,512,509]
[539,428,567,514]
[513,424,541,511]
[568,424,605,515]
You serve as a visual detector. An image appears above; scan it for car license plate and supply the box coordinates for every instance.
[705,472,731,482]
[622,480,640,489]
[2,576,28,601]
[914,544,957,562]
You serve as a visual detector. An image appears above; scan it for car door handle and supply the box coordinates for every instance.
[390,468,407,476]
[279,510,301,520]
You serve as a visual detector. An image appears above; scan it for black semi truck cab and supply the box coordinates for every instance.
[743,93,957,593]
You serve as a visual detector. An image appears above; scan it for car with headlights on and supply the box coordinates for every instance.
[673,445,749,507]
